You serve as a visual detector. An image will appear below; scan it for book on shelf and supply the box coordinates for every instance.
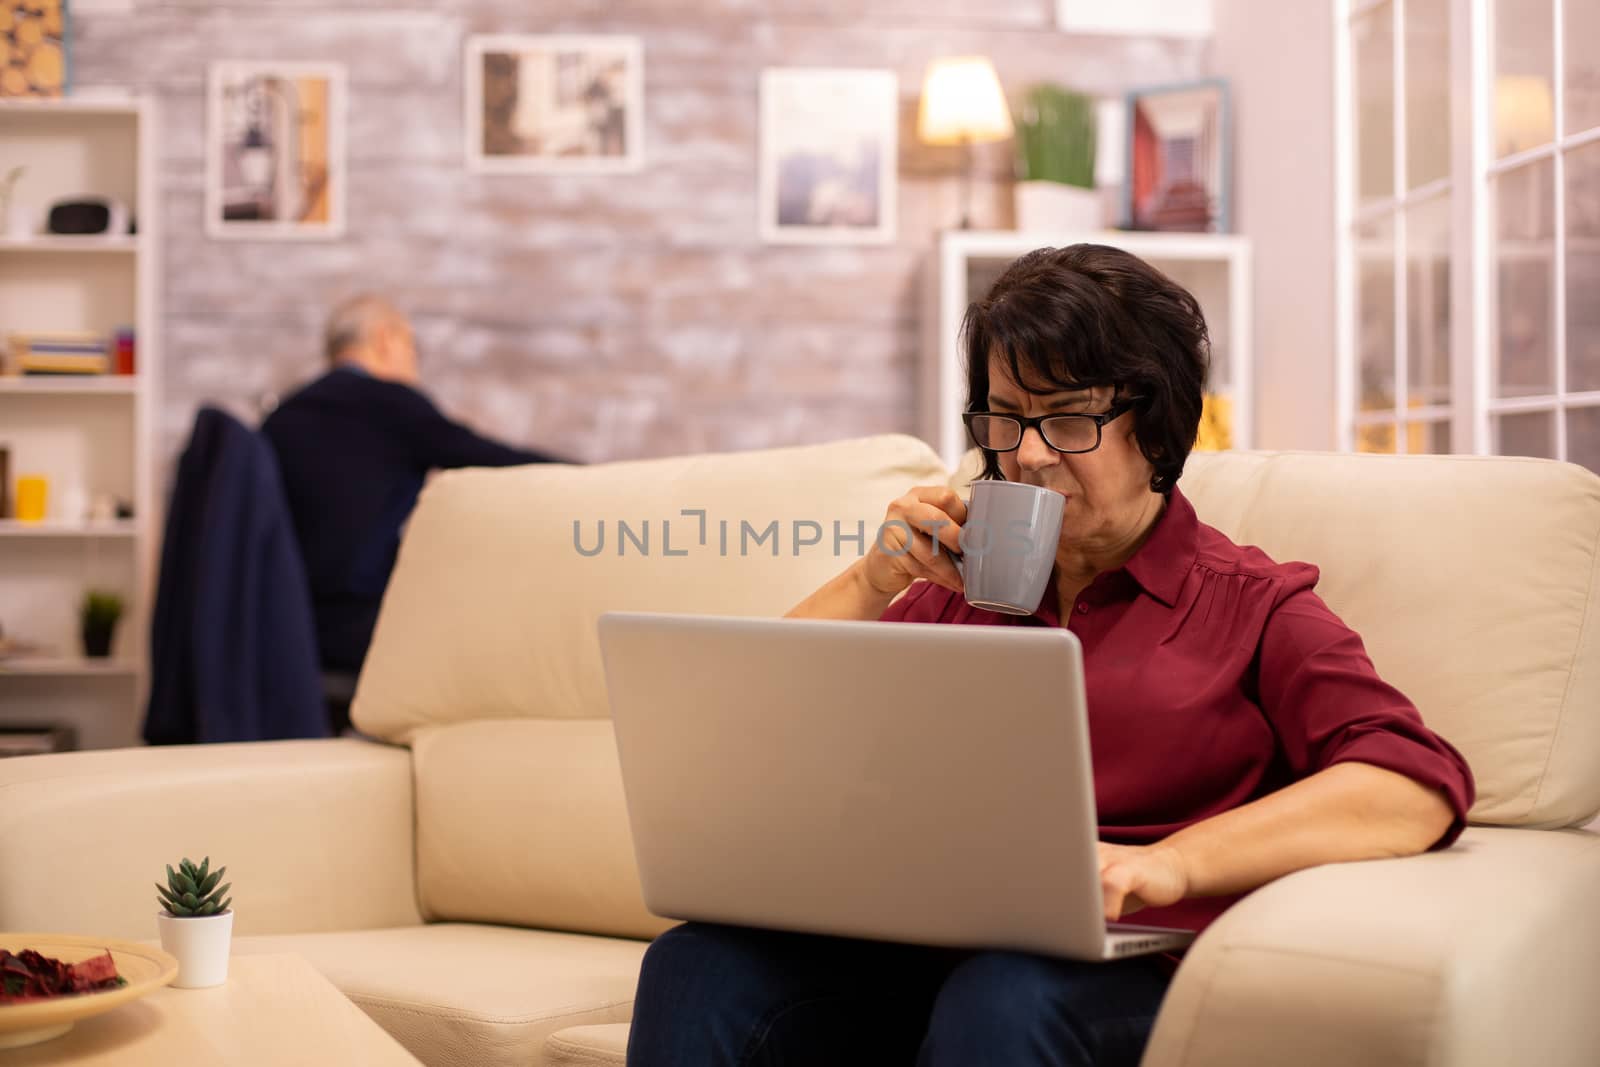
[7,330,104,347]
[17,354,111,375]
[5,331,111,376]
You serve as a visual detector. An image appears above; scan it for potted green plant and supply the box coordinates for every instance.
[155,857,233,988]
[1013,84,1102,232]
[79,590,123,658]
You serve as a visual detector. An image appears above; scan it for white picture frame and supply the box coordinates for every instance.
[206,61,347,241]
[464,34,644,175]
[758,68,898,246]
[1056,0,1213,38]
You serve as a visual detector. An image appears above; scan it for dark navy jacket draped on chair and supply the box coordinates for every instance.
[144,406,328,743]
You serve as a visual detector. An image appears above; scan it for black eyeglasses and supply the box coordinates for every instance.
[963,397,1146,454]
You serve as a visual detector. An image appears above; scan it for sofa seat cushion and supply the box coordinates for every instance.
[546,1024,629,1066]
[233,923,648,1067]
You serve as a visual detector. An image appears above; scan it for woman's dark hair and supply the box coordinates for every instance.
[961,244,1209,495]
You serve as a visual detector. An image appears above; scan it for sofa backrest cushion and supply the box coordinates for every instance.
[357,434,948,934]
[971,449,1600,829]
[354,433,947,743]
[953,447,1600,827]
[1181,451,1600,828]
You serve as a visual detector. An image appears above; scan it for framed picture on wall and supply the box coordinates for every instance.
[206,61,347,240]
[1122,78,1230,233]
[758,68,898,245]
[465,34,644,174]
[1,0,69,97]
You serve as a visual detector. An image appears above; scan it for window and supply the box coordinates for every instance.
[1336,0,1600,466]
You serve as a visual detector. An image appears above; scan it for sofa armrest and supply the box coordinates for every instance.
[1142,827,1600,1067]
[0,738,422,940]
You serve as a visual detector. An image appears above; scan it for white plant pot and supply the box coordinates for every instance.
[157,910,233,988]
[5,201,36,240]
[1013,180,1104,234]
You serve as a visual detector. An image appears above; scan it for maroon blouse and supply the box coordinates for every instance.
[878,486,1475,933]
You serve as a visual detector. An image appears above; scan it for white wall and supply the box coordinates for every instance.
[1211,0,1338,451]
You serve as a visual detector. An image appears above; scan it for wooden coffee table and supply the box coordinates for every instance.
[0,953,421,1064]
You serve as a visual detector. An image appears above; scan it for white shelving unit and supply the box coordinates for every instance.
[0,657,140,677]
[0,519,140,537]
[926,230,1254,469]
[0,96,160,751]
[0,376,140,395]
[0,236,139,254]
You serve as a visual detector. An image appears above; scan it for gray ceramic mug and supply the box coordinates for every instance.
[955,481,1065,615]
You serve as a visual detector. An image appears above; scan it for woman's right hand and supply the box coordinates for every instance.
[858,486,968,598]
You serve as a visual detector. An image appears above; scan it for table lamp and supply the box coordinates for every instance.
[917,56,1014,229]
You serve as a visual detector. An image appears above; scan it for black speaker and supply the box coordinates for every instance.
[46,197,129,236]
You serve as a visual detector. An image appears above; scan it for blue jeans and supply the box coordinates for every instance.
[627,923,1173,1067]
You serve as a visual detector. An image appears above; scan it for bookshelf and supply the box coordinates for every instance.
[0,95,159,751]
[0,236,139,253]
[0,657,140,677]
[925,230,1254,469]
[0,376,140,395]
[0,518,140,537]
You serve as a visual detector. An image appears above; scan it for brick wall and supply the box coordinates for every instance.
[70,0,1205,469]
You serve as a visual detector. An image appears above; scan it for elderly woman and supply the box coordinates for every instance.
[626,245,1475,1067]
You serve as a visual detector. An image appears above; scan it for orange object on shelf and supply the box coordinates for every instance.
[113,329,136,376]
[14,474,47,522]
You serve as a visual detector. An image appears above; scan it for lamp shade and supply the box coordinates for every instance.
[917,56,1014,146]
[1493,74,1554,157]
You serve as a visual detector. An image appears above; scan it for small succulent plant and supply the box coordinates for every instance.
[156,857,231,918]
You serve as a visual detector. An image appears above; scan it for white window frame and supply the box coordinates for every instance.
[1335,0,1600,458]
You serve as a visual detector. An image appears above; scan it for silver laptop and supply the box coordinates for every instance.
[597,611,1195,962]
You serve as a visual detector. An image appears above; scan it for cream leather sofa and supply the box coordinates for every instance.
[4,433,1600,1067]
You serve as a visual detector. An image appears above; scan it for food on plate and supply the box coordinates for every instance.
[0,949,126,1003]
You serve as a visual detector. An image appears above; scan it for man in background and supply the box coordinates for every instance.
[263,295,560,701]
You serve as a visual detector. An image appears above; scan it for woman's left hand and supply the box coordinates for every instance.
[1097,842,1190,921]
